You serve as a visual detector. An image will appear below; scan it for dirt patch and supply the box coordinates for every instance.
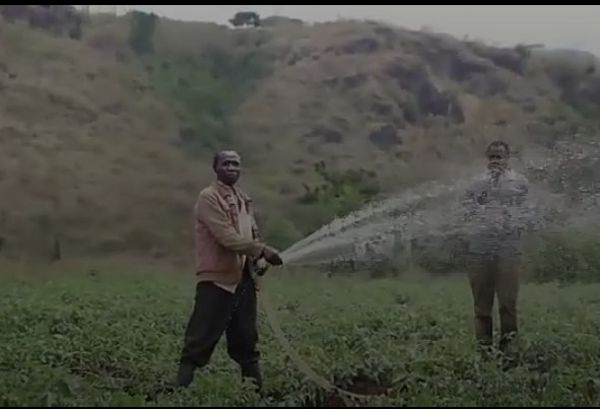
[303,126,344,144]
[368,125,401,149]
[307,376,390,407]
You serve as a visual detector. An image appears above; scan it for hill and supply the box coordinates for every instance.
[1,8,599,263]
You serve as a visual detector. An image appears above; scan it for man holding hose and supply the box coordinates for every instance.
[175,150,283,391]
[462,141,533,356]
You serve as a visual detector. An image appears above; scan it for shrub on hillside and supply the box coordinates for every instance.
[128,11,157,55]
[528,231,600,284]
[294,163,380,235]
[148,46,272,154]
[262,216,303,250]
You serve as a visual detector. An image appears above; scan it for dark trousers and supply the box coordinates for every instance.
[466,253,520,351]
[180,270,259,370]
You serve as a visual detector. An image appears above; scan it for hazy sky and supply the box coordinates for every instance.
[91,5,600,56]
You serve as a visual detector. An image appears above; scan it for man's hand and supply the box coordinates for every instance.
[262,246,283,266]
[254,258,269,276]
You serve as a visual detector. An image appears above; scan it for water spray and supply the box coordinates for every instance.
[261,147,600,402]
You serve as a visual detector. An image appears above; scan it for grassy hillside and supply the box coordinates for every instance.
[1,11,599,262]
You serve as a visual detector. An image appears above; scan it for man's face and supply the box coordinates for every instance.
[215,151,241,186]
[487,145,509,176]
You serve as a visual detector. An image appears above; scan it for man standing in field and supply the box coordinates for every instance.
[462,141,532,355]
[175,150,283,391]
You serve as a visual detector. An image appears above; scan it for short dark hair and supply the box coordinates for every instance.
[212,150,240,170]
[486,140,510,156]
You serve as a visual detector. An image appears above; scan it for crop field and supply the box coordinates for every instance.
[1,268,600,407]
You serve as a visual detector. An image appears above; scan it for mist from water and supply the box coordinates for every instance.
[280,146,600,268]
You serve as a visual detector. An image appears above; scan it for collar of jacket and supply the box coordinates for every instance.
[212,180,250,209]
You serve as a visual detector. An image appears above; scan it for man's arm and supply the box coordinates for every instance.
[251,209,260,241]
[197,191,265,258]
[462,183,478,223]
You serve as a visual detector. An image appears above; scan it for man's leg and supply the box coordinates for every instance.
[466,254,496,348]
[496,255,520,352]
[226,273,261,391]
[177,281,236,387]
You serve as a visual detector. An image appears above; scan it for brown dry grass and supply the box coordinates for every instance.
[0,19,206,260]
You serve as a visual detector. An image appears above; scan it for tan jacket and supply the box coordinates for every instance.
[194,180,265,285]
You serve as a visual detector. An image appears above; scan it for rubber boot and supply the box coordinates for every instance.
[151,362,195,397]
[176,362,196,388]
[499,331,517,353]
[499,331,519,371]
[241,362,263,392]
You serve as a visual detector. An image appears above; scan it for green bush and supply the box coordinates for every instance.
[262,216,303,250]
[529,231,600,283]
[147,47,272,155]
[289,200,341,237]
[128,11,158,55]
[293,163,380,235]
